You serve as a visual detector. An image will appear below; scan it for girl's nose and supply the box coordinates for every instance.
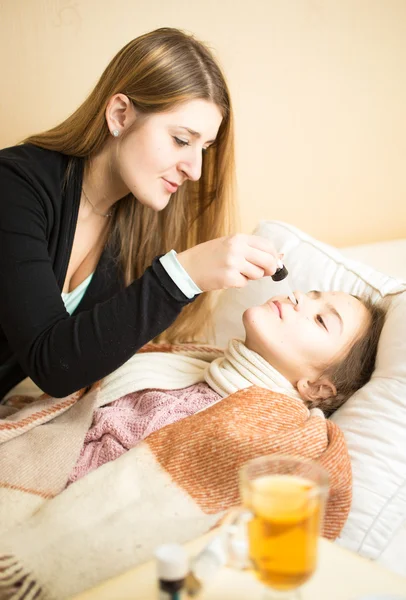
[293,290,304,310]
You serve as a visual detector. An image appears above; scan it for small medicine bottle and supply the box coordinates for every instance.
[272,260,289,282]
[155,543,189,600]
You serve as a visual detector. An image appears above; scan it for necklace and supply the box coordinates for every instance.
[82,187,113,218]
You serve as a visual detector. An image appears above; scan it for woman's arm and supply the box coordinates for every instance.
[0,159,193,398]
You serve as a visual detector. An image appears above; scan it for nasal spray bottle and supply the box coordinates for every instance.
[272,259,297,305]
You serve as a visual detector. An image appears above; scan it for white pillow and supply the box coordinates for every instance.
[211,220,406,570]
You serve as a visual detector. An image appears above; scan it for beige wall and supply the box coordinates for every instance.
[1,0,405,246]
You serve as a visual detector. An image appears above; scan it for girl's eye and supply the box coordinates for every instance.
[316,314,327,330]
[173,137,190,147]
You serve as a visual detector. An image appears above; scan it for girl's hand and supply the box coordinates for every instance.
[176,234,281,292]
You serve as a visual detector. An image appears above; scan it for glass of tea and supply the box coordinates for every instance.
[239,454,329,599]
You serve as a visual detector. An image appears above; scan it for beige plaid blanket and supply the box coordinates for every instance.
[0,344,352,599]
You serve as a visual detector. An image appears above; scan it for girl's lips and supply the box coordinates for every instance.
[162,178,178,193]
[270,300,282,318]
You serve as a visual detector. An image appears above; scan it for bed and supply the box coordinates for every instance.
[1,222,405,597]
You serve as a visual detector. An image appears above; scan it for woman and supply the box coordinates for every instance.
[0,28,279,401]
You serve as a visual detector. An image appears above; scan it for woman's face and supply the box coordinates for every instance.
[114,99,222,210]
[243,290,370,384]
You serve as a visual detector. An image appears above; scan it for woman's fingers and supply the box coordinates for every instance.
[240,261,265,281]
[243,246,280,277]
[245,234,279,256]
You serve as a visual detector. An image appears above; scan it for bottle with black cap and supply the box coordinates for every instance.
[272,259,297,305]
[155,543,189,599]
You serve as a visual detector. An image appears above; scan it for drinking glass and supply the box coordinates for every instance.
[239,454,329,599]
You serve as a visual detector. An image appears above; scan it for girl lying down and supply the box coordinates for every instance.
[69,289,385,483]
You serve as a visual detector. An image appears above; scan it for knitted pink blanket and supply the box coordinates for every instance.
[68,382,221,484]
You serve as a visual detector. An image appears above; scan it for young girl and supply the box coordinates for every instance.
[0,27,281,403]
[69,289,385,482]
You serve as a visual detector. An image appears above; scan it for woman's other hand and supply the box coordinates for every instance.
[176,234,280,292]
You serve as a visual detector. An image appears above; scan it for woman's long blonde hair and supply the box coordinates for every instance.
[24,27,237,343]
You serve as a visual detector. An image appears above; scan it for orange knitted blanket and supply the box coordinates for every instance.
[144,385,352,540]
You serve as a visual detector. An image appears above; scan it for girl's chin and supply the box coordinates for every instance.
[242,304,262,323]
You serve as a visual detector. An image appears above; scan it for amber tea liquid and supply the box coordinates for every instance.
[246,474,321,591]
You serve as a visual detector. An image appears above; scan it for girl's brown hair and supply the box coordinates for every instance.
[310,297,386,416]
[23,27,236,343]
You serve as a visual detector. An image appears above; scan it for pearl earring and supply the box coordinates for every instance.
[112,129,119,137]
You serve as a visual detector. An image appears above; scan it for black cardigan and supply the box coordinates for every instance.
[0,144,194,400]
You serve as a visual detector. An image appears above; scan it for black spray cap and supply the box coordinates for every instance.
[272,262,288,282]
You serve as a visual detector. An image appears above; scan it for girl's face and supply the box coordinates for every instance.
[113,99,222,211]
[243,290,370,384]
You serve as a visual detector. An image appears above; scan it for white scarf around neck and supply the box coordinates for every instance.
[204,339,301,400]
[98,339,301,408]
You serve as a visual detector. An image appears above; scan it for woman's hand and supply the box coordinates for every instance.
[176,234,281,292]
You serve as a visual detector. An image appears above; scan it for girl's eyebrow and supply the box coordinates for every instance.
[175,126,216,145]
[326,304,343,333]
[309,290,343,333]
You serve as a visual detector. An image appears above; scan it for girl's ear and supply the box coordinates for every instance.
[296,377,337,402]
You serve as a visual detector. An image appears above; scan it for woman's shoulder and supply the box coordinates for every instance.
[0,143,76,204]
[0,143,69,176]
